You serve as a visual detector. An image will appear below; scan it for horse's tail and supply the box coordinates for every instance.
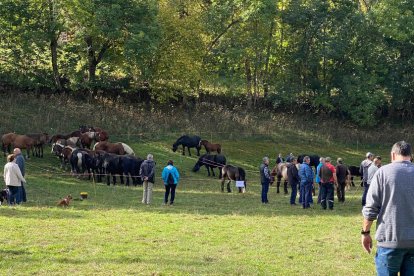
[221,166,227,179]
[238,167,246,181]
[92,142,99,151]
[121,143,135,155]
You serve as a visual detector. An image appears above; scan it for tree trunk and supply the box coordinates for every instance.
[50,37,62,92]
[263,20,275,99]
[245,59,252,108]
[85,36,97,85]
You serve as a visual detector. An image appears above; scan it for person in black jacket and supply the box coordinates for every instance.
[259,157,271,204]
[287,157,300,205]
[140,154,156,205]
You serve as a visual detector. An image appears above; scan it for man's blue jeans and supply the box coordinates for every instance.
[290,182,298,204]
[375,247,414,276]
[261,182,269,203]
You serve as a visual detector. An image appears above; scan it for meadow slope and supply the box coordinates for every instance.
[0,93,397,275]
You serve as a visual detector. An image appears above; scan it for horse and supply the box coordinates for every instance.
[2,132,17,156]
[80,132,98,149]
[270,162,289,194]
[172,135,201,156]
[26,132,49,157]
[120,155,143,186]
[193,154,226,178]
[2,134,35,158]
[298,154,320,169]
[221,165,246,193]
[348,165,363,187]
[87,126,109,141]
[51,143,74,169]
[93,141,125,155]
[199,140,222,154]
[49,130,82,143]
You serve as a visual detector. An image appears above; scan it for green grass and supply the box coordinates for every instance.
[0,137,388,275]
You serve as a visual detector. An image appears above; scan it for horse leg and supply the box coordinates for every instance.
[211,167,215,177]
[227,180,232,193]
[40,145,44,158]
[284,180,289,194]
[221,179,225,192]
[188,147,191,156]
[276,176,281,193]
[197,146,201,156]
[351,176,355,187]
[182,145,185,156]
[206,166,210,177]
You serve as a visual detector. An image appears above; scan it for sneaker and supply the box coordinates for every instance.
[169,202,174,206]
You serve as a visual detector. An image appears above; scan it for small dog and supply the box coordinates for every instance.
[0,189,9,206]
[57,195,73,207]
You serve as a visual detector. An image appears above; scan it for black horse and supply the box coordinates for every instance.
[221,165,246,193]
[298,154,320,169]
[348,165,362,187]
[193,154,226,179]
[172,135,201,156]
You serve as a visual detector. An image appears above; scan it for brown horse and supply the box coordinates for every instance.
[80,132,97,149]
[199,140,221,154]
[26,133,49,157]
[2,133,35,158]
[93,141,125,155]
[221,165,246,193]
[51,143,74,169]
[49,130,82,143]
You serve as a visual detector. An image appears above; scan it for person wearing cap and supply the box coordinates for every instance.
[367,156,381,188]
[336,158,349,203]
[3,154,26,205]
[161,160,180,206]
[360,152,374,206]
[361,141,414,275]
[13,148,26,203]
[319,157,337,210]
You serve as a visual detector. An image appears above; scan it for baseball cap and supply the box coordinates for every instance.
[366,152,373,158]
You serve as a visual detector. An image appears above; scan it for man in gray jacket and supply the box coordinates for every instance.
[361,141,414,275]
[360,152,374,206]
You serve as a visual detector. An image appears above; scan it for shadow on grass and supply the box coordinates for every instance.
[0,207,85,220]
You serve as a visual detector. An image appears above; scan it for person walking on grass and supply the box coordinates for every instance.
[367,156,381,189]
[161,160,180,206]
[335,158,348,203]
[3,154,26,205]
[13,148,26,203]
[319,157,337,210]
[361,152,374,206]
[298,156,313,209]
[287,157,300,206]
[259,156,271,204]
[362,141,414,275]
[140,154,156,205]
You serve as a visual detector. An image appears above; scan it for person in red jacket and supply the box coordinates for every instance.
[319,157,337,210]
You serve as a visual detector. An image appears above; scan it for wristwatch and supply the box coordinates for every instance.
[361,229,370,235]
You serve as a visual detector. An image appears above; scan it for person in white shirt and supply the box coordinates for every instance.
[4,154,26,205]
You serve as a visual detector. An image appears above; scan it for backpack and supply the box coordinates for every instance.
[167,172,175,185]
[320,164,333,183]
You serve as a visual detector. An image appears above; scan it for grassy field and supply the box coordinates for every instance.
[0,136,391,275]
[0,93,396,275]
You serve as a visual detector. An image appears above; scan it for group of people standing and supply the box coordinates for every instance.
[3,148,27,205]
[139,154,180,206]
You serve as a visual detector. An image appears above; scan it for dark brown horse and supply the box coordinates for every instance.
[51,143,74,169]
[80,132,97,148]
[199,140,222,154]
[26,133,49,157]
[2,133,35,158]
[50,130,82,143]
[93,141,125,155]
[221,165,246,193]
[87,127,109,141]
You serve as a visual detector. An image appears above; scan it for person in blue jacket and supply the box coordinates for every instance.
[161,160,180,206]
[299,156,314,209]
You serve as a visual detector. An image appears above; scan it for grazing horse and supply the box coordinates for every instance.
[199,140,222,154]
[221,165,246,193]
[270,162,290,194]
[193,154,226,179]
[172,135,201,156]
[26,133,49,157]
[348,165,363,187]
[298,154,320,169]
[52,143,74,169]
[93,141,125,155]
[2,133,35,158]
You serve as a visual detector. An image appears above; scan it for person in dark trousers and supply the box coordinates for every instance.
[140,154,156,205]
[161,160,180,206]
[316,157,325,204]
[319,157,337,210]
[360,152,374,206]
[259,157,271,204]
[335,158,349,203]
[298,156,314,209]
[13,148,26,203]
[287,157,300,205]
[362,141,414,275]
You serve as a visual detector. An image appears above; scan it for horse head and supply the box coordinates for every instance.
[172,142,179,152]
